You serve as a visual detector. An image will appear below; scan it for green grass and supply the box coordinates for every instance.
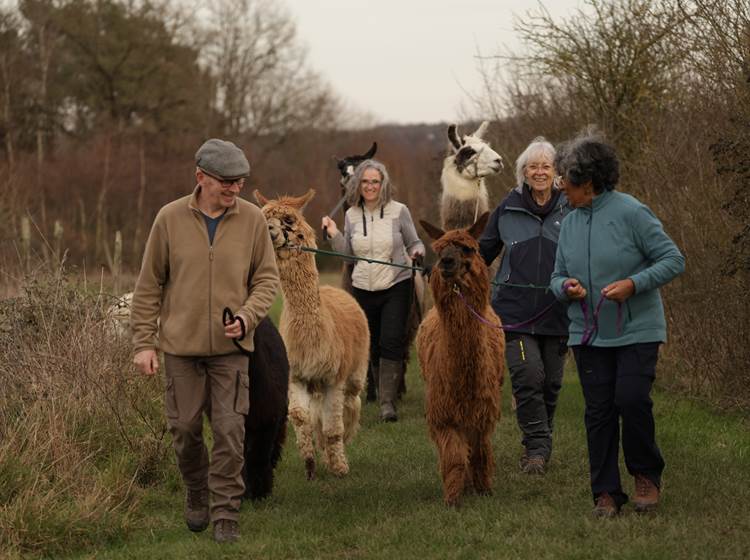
[58,352,750,560]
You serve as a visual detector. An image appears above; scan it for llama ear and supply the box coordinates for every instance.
[297,188,316,211]
[363,141,377,159]
[447,124,462,152]
[467,211,490,240]
[472,120,489,140]
[253,189,270,207]
[420,219,445,241]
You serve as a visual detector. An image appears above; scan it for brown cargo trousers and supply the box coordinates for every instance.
[164,353,250,522]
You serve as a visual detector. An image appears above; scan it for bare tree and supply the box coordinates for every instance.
[203,0,341,143]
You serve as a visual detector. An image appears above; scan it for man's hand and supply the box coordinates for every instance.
[224,319,244,339]
[602,279,635,303]
[134,349,159,376]
[564,278,588,300]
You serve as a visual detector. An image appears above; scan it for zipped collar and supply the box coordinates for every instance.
[188,184,241,216]
[577,190,615,214]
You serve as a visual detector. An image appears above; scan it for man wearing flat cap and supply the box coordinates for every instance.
[131,138,279,543]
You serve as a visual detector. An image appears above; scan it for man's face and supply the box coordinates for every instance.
[197,169,245,211]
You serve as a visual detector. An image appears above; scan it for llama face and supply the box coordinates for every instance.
[336,142,377,186]
[448,122,503,180]
[254,189,317,256]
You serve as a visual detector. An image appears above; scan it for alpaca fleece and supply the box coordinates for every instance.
[416,216,505,507]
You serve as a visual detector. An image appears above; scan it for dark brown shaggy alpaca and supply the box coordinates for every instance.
[416,213,505,507]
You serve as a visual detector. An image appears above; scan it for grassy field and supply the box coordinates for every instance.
[58,353,750,560]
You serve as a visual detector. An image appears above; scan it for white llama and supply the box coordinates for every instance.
[440,121,504,230]
[254,188,369,480]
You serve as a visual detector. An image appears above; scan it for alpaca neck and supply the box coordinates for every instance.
[278,251,321,318]
[432,274,493,339]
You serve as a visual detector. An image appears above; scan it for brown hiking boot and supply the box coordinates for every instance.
[592,492,620,518]
[213,519,240,543]
[633,474,660,513]
[521,454,546,475]
[185,488,209,532]
[518,448,529,470]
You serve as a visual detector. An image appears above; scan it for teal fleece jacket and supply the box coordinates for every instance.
[550,190,685,347]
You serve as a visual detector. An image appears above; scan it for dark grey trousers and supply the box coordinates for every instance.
[505,333,567,461]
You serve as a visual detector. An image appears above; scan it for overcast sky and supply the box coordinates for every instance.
[285,0,583,125]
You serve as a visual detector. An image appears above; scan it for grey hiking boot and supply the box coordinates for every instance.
[213,519,240,543]
[185,488,209,532]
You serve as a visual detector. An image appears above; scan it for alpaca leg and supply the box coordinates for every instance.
[434,427,470,507]
[470,430,496,496]
[343,366,365,443]
[243,418,282,501]
[321,384,349,477]
[288,379,316,480]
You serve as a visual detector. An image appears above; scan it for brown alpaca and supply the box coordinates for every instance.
[416,212,505,507]
[254,188,369,480]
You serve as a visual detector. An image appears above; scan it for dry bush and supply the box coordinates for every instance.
[0,266,172,557]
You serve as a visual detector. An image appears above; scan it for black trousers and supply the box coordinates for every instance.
[352,278,412,362]
[572,342,664,506]
[505,333,567,461]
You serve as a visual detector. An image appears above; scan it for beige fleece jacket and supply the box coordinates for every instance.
[131,186,279,356]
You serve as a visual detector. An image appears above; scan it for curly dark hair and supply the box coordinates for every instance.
[555,136,620,193]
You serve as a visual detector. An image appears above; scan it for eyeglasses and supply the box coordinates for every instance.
[202,170,245,188]
[360,179,382,186]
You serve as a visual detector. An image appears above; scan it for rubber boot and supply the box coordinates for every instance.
[366,361,378,403]
[379,358,400,422]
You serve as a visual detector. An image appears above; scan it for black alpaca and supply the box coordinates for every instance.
[243,316,289,501]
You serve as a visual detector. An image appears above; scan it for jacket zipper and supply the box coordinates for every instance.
[368,208,374,291]
[208,244,214,354]
[586,207,594,343]
[532,216,544,335]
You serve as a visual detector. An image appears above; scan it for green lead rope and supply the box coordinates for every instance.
[297,246,550,291]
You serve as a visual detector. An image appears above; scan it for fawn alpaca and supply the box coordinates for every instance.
[254,188,369,479]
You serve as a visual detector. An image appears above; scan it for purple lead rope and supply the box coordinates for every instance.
[570,282,622,346]
[453,286,556,331]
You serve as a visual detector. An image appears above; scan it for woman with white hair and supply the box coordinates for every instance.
[322,159,424,422]
[479,136,571,475]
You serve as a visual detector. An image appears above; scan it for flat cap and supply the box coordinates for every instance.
[195,138,250,180]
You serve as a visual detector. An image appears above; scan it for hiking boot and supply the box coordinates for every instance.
[521,454,546,475]
[633,474,660,513]
[213,519,240,543]
[185,488,209,532]
[592,492,620,518]
[518,448,529,470]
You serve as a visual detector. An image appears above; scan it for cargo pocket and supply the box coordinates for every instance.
[164,377,179,420]
[234,370,250,415]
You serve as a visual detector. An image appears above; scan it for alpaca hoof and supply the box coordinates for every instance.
[445,497,462,509]
[329,460,350,477]
[477,487,493,497]
[305,458,316,480]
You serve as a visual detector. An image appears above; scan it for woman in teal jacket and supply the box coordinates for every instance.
[550,136,684,518]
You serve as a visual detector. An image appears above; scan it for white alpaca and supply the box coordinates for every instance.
[440,121,504,231]
[254,188,369,480]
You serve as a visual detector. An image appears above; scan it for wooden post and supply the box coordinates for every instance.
[113,230,122,296]
[53,219,63,264]
[21,216,31,273]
